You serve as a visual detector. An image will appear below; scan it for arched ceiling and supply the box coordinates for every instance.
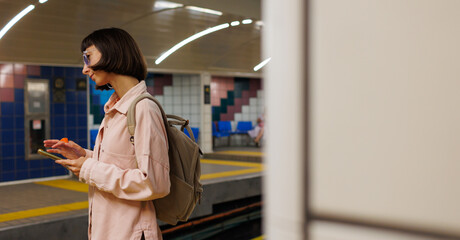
[0,0,262,74]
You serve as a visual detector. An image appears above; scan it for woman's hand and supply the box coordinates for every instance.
[55,157,87,177]
[43,139,86,160]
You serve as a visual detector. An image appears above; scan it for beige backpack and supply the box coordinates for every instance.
[127,93,203,225]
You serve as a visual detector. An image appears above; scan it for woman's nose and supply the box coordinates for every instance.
[82,64,90,75]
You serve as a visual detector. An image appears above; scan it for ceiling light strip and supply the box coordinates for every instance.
[253,57,272,71]
[185,6,222,16]
[155,23,230,65]
[0,5,35,40]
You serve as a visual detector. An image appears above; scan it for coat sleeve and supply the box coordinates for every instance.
[79,99,170,201]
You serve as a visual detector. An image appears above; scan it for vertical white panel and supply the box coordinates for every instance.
[311,0,460,237]
[264,0,307,239]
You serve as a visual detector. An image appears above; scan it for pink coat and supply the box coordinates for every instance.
[80,82,170,240]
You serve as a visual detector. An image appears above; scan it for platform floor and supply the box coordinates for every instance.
[0,148,263,232]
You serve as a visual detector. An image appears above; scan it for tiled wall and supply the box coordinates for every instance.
[88,73,202,142]
[0,63,87,183]
[211,77,264,128]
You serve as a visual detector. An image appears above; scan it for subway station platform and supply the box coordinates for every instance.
[0,148,263,240]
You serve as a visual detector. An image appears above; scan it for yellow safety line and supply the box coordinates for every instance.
[0,159,263,223]
[201,159,263,168]
[213,151,264,157]
[0,201,88,223]
[201,167,263,180]
[251,236,264,240]
[35,179,89,193]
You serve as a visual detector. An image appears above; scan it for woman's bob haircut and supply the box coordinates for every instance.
[81,28,147,90]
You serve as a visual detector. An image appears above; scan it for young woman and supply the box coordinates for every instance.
[44,28,170,240]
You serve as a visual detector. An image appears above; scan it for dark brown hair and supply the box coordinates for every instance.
[81,28,147,90]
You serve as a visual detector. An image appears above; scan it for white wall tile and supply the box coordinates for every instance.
[250,113,257,121]
[182,86,191,96]
[257,90,264,98]
[164,96,173,104]
[182,97,191,105]
[182,77,191,86]
[250,98,258,106]
[191,86,200,95]
[155,96,164,105]
[191,95,200,105]
[242,113,250,121]
[191,75,200,85]
[164,86,172,95]
[172,75,182,86]
[249,105,257,113]
[173,104,183,114]
[173,96,181,104]
[191,104,200,114]
[235,113,242,122]
[242,106,249,114]
[182,105,191,114]
[164,104,173,113]
[173,86,182,96]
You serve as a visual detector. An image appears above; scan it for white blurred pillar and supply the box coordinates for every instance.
[200,72,213,153]
[263,0,308,239]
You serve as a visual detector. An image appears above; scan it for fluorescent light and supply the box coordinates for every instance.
[0,5,35,40]
[242,19,253,24]
[186,6,222,16]
[253,57,272,71]
[156,23,230,64]
[154,1,183,9]
[230,21,240,26]
[39,0,48,3]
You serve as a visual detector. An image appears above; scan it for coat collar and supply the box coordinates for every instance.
[104,81,147,115]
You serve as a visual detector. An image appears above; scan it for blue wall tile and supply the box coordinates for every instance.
[2,172,15,182]
[41,66,53,77]
[15,130,24,142]
[16,170,29,180]
[14,103,24,115]
[16,144,25,158]
[1,131,14,144]
[77,116,87,127]
[66,115,76,126]
[67,127,77,140]
[53,103,65,115]
[2,158,15,171]
[15,117,24,129]
[52,116,66,128]
[66,91,76,103]
[30,169,42,178]
[53,67,65,76]
[14,89,24,102]
[78,92,86,103]
[67,103,77,115]
[1,103,14,116]
[66,77,76,90]
[1,117,14,129]
[16,158,28,170]
[77,104,86,114]
[29,160,41,169]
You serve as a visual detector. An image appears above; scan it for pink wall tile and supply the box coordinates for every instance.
[14,64,27,75]
[147,86,154,95]
[0,88,14,102]
[26,65,41,76]
[249,89,257,98]
[211,98,220,106]
[219,90,227,99]
[0,74,14,88]
[14,75,25,88]
[227,106,235,115]
[242,90,249,99]
[154,86,163,95]
[0,64,13,74]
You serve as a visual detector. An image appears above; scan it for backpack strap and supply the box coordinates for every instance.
[127,93,196,143]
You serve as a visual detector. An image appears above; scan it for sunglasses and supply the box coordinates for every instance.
[82,50,93,66]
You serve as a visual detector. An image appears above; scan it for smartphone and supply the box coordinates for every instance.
[37,149,63,160]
